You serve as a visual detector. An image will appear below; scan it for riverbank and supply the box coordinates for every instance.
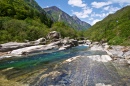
[0,41,130,64]
[90,42,130,65]
[0,42,130,86]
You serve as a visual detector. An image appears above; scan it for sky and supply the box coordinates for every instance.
[35,0,130,25]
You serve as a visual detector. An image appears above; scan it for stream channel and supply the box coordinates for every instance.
[0,45,130,86]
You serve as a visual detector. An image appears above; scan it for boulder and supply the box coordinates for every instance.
[10,42,59,56]
[47,31,61,40]
[0,42,32,52]
[34,37,46,45]
[90,45,104,51]
[69,39,78,47]
[86,40,92,45]
[10,45,45,56]
[59,45,71,50]
[78,40,85,44]
[62,37,70,45]
[127,60,130,65]
[123,51,130,58]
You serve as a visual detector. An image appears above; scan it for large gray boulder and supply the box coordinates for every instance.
[69,39,78,47]
[62,37,70,45]
[0,42,32,52]
[47,31,61,40]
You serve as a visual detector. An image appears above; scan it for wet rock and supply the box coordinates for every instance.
[64,56,81,63]
[59,45,71,50]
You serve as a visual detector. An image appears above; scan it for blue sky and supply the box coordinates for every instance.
[35,0,130,25]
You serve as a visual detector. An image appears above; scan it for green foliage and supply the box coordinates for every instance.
[0,0,86,43]
[0,0,53,27]
[85,6,130,46]
[51,22,85,38]
[0,17,50,43]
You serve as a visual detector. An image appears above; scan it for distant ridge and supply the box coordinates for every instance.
[44,6,91,30]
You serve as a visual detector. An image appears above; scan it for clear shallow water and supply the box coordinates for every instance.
[0,45,106,69]
[0,45,130,86]
[0,46,88,69]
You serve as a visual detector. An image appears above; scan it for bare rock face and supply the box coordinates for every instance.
[47,31,61,40]
[0,42,31,52]
[34,37,46,45]
[62,37,70,45]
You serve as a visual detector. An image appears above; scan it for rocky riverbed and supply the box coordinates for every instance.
[0,45,130,86]
[0,31,130,86]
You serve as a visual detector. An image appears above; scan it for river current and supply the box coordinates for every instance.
[0,45,130,86]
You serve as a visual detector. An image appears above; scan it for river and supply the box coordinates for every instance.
[0,45,130,86]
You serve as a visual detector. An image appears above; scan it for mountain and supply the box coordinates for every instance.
[44,6,91,30]
[0,0,87,43]
[0,0,53,27]
[0,0,53,42]
[85,5,130,45]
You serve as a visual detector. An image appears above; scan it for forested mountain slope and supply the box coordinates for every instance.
[0,0,86,43]
[44,6,91,30]
[85,6,130,45]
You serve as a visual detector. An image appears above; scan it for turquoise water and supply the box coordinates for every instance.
[0,45,91,69]
[0,45,130,86]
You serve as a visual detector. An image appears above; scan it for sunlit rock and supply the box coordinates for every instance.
[87,55,112,62]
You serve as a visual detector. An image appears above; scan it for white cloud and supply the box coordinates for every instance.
[68,0,92,18]
[89,18,94,20]
[68,0,86,7]
[91,1,112,8]
[103,6,110,11]
[72,8,92,18]
[91,13,109,18]
[108,0,130,4]
[92,19,101,25]
[108,0,130,6]
[103,6,120,13]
